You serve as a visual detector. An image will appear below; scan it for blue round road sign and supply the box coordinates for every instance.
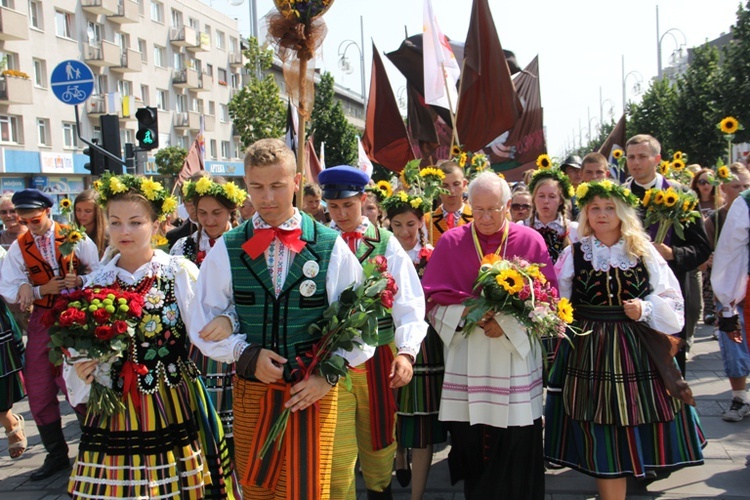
[50,60,95,106]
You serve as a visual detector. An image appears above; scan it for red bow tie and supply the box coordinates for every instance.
[242,227,306,259]
[342,231,362,253]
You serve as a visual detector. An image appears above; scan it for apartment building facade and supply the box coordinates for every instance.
[0,0,246,210]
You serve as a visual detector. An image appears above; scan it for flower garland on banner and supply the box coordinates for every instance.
[45,288,146,417]
[462,254,579,361]
[642,186,701,244]
[258,256,397,459]
[57,198,87,273]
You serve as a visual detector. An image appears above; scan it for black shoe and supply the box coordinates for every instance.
[704,314,716,326]
[367,484,393,499]
[395,465,411,487]
[29,454,71,481]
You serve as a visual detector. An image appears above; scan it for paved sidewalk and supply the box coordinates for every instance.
[2,324,749,499]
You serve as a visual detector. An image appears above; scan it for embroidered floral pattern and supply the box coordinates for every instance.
[580,236,638,272]
[140,314,163,337]
[161,303,179,327]
[144,289,165,310]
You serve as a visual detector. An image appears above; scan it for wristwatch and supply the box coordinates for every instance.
[325,373,340,387]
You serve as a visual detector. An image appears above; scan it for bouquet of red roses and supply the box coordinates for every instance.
[45,287,145,417]
[259,255,397,458]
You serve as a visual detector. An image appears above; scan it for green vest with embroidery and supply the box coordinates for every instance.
[224,213,338,376]
[355,224,395,346]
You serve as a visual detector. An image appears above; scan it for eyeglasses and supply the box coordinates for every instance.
[473,208,504,218]
[696,179,711,186]
[510,203,531,211]
[0,209,16,215]
[18,215,44,225]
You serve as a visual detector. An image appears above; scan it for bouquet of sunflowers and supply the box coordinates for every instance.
[661,151,695,187]
[398,159,448,200]
[451,144,493,178]
[462,255,575,354]
[57,198,87,273]
[642,186,701,244]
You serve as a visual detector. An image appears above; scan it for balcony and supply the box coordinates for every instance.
[108,0,138,24]
[172,68,200,90]
[81,0,119,16]
[0,6,29,41]
[174,111,201,132]
[203,114,215,132]
[111,49,142,73]
[169,25,197,48]
[0,76,33,105]
[85,41,121,67]
[87,95,107,117]
[197,74,213,92]
[229,52,244,68]
[187,32,211,52]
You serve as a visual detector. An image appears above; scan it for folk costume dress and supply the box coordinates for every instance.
[172,230,236,453]
[422,221,555,500]
[0,246,25,415]
[544,236,706,478]
[66,250,238,500]
[329,217,428,498]
[396,242,448,448]
[189,209,371,500]
[524,215,579,264]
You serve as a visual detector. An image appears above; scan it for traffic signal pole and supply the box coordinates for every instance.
[74,104,126,168]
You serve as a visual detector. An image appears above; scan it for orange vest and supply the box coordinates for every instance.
[18,222,80,308]
[425,204,473,245]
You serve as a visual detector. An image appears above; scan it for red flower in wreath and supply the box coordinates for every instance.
[95,325,115,341]
[93,308,111,325]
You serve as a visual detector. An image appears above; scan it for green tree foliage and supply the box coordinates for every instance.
[154,146,188,177]
[628,78,678,151]
[719,1,750,143]
[309,72,357,167]
[228,37,286,148]
[671,43,724,165]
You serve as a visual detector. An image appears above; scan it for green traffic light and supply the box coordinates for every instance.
[143,130,154,144]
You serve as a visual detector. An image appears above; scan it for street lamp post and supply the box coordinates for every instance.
[621,55,643,115]
[337,16,367,103]
[599,86,615,124]
[656,5,687,79]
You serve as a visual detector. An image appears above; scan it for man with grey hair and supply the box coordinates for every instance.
[421,172,555,499]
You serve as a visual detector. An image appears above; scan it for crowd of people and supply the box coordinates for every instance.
[0,132,748,499]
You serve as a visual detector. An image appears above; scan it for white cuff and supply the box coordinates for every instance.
[233,341,250,362]
[638,300,653,322]
[220,311,240,334]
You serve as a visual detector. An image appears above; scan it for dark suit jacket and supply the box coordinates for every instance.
[166,220,198,249]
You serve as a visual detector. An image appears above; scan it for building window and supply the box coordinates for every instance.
[29,0,43,30]
[204,24,211,38]
[0,51,18,71]
[117,79,132,96]
[210,139,217,159]
[176,94,187,113]
[170,8,182,28]
[208,101,215,116]
[92,126,102,143]
[230,36,239,54]
[153,45,165,67]
[156,89,167,110]
[55,10,74,39]
[219,104,229,122]
[140,85,149,105]
[234,140,242,158]
[138,39,147,63]
[37,118,49,146]
[231,73,240,89]
[150,1,163,23]
[216,30,225,50]
[177,136,188,149]
[0,115,20,144]
[221,141,230,159]
[96,75,108,95]
[205,64,213,78]
[218,68,227,84]
[189,17,199,30]
[62,122,80,149]
[87,21,102,45]
[33,59,46,88]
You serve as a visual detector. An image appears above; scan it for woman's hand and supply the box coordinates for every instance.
[75,360,99,384]
[198,316,233,342]
[389,354,414,388]
[623,299,642,321]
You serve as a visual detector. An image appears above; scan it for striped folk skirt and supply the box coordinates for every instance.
[0,303,25,412]
[190,345,235,453]
[68,373,238,499]
[544,313,706,478]
[397,326,447,448]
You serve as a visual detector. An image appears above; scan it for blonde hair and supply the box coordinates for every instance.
[578,195,651,260]
[244,138,296,176]
[626,134,661,156]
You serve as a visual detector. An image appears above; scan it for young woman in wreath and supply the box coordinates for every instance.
[544,180,705,500]
[67,174,238,499]
[171,175,247,456]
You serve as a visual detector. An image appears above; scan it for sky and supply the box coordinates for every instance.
[203,0,741,158]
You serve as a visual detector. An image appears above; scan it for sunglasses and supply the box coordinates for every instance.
[18,215,44,225]
[696,179,711,186]
[510,203,532,211]
[0,209,16,215]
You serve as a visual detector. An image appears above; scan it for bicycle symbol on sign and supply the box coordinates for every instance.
[61,85,87,103]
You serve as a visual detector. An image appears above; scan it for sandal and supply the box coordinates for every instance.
[6,413,27,459]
